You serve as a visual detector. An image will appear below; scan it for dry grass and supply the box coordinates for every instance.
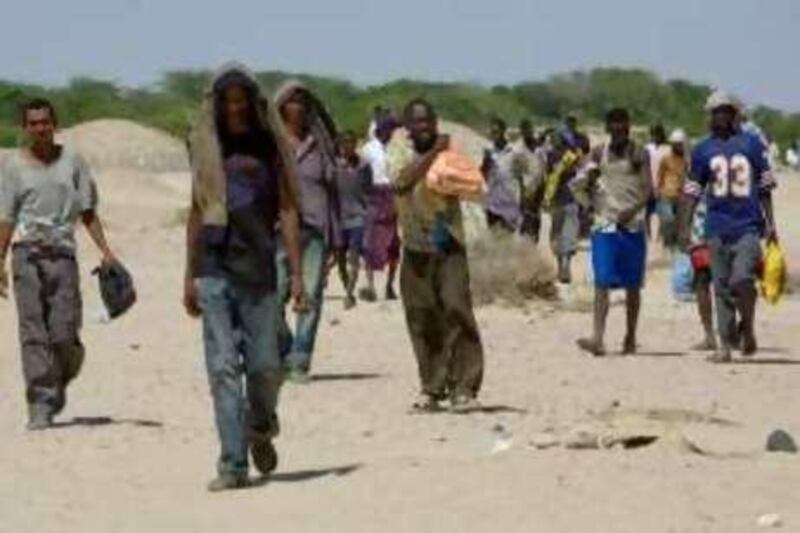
[468,231,558,307]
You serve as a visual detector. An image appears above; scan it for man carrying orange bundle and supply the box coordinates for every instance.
[389,98,484,414]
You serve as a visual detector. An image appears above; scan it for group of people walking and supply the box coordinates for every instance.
[0,61,780,492]
[479,92,778,361]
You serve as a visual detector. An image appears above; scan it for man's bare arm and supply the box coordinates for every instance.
[393,135,449,196]
[0,222,13,298]
[279,203,306,310]
[182,201,203,317]
[760,191,777,241]
[676,193,699,250]
[280,206,302,279]
[81,211,114,264]
[184,203,202,282]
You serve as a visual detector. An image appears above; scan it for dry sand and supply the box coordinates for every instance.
[0,123,799,532]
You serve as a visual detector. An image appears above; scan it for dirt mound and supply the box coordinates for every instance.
[59,119,189,173]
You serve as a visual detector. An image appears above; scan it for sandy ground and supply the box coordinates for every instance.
[1,159,799,533]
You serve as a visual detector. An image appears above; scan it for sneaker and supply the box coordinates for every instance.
[577,338,606,357]
[385,286,398,301]
[207,474,249,493]
[344,295,357,310]
[250,438,278,476]
[27,405,53,431]
[449,396,481,414]
[410,394,442,414]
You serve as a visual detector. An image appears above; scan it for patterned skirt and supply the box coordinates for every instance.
[364,185,401,270]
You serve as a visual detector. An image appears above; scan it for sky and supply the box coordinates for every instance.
[1,0,798,111]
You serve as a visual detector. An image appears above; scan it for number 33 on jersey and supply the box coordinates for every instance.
[709,153,752,198]
[685,131,776,241]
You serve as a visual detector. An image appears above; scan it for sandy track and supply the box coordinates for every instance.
[0,164,798,532]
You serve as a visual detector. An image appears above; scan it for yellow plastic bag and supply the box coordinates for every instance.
[543,149,580,210]
[760,241,788,305]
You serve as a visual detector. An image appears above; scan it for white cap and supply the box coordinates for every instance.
[669,129,687,144]
[705,89,743,112]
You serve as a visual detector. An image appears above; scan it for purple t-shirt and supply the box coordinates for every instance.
[201,154,279,286]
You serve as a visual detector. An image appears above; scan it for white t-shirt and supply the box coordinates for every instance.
[360,138,391,187]
[645,143,670,190]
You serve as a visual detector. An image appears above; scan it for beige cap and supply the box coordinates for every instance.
[705,89,743,112]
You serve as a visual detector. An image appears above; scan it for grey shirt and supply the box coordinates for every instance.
[0,147,97,250]
[335,156,372,230]
[482,143,522,227]
[294,135,337,243]
[512,140,548,198]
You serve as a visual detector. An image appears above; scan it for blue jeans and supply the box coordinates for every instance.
[276,227,327,372]
[198,277,282,477]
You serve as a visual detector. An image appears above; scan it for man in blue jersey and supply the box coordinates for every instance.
[679,91,778,363]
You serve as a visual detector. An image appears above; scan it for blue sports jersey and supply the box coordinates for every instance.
[685,131,775,242]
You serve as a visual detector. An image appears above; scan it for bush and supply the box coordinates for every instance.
[0,67,797,147]
[468,232,557,307]
[0,124,18,147]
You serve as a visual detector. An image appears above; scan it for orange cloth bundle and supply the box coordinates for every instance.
[426,149,486,202]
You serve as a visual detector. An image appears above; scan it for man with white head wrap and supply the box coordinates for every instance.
[655,128,689,250]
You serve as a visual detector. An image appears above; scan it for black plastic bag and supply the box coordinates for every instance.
[92,261,137,319]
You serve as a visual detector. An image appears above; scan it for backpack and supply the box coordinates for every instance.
[93,261,137,319]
